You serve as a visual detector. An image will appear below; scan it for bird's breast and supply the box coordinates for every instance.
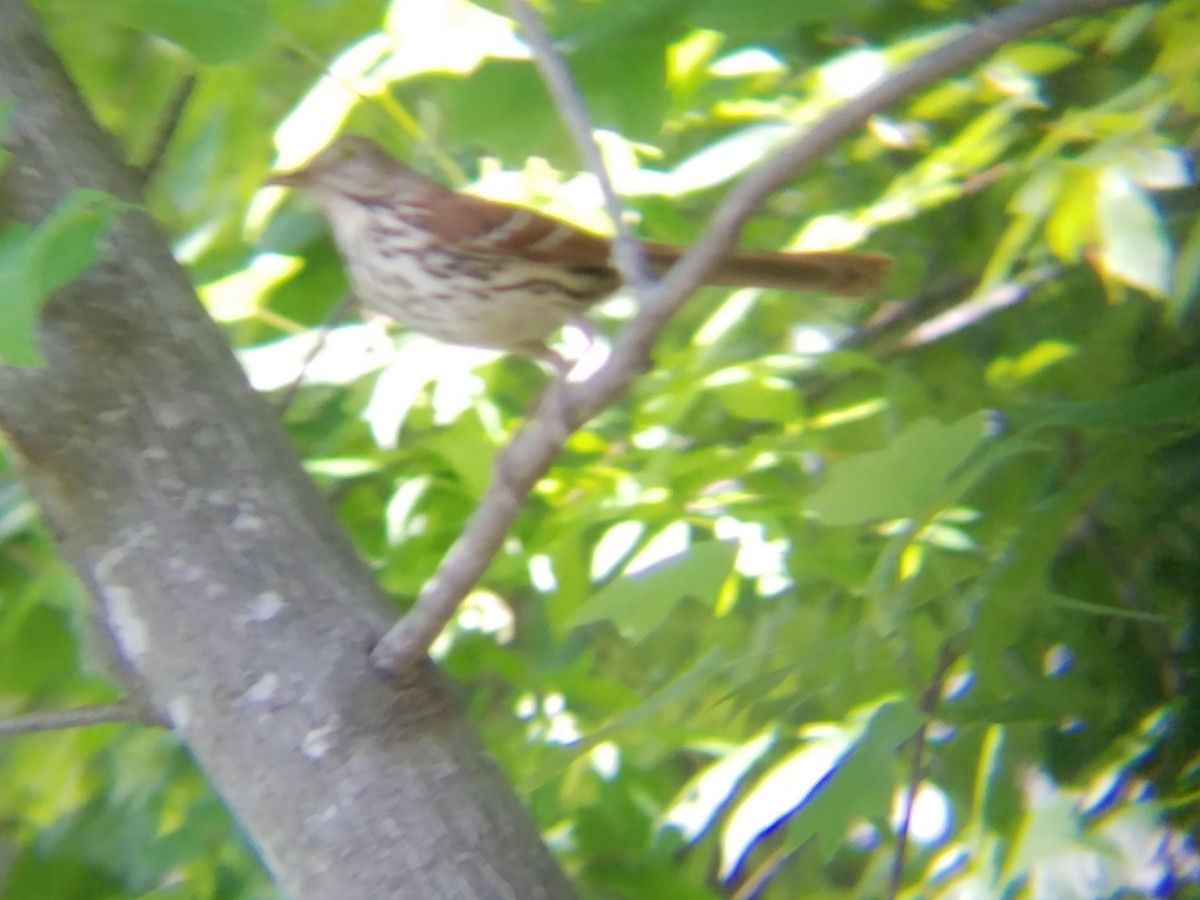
[326,200,619,350]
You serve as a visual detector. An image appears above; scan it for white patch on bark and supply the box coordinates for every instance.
[106,586,148,662]
[244,672,280,704]
[302,717,341,760]
[246,591,286,622]
[156,404,188,429]
[166,696,191,729]
[232,503,265,533]
[305,804,340,832]
[166,557,206,583]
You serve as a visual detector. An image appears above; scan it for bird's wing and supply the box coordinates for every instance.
[419,188,615,266]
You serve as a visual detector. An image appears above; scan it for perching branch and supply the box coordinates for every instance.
[370,0,1144,673]
[0,2,579,895]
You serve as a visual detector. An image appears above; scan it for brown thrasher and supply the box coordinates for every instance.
[268,136,892,368]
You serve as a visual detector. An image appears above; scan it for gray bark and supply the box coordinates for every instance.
[0,3,576,898]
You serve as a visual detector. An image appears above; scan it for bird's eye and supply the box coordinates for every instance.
[332,140,361,162]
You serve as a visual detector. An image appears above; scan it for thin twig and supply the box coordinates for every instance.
[0,702,150,738]
[842,275,980,351]
[732,840,808,900]
[802,274,981,406]
[889,644,960,899]
[502,0,653,295]
[138,73,196,184]
[893,265,1063,350]
[652,0,1134,316]
[280,40,467,185]
[1077,515,1180,695]
[805,265,1060,405]
[370,0,1142,675]
[276,292,357,419]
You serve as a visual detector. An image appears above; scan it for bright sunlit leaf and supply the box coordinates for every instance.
[1045,166,1097,261]
[270,34,394,178]
[720,697,922,875]
[1097,166,1172,297]
[381,0,528,80]
[622,124,793,196]
[200,253,303,322]
[660,730,777,843]
[709,48,786,78]
[1116,146,1193,189]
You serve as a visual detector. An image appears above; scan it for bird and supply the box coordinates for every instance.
[267,135,892,370]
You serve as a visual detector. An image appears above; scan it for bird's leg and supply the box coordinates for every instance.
[515,341,574,378]
[515,318,599,380]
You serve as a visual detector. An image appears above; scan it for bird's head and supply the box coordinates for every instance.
[267,136,423,200]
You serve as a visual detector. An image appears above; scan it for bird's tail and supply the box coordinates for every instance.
[643,243,893,298]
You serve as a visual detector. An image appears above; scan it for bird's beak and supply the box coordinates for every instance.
[265,165,311,189]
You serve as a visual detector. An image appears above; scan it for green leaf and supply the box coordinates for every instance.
[807,413,991,526]
[1096,166,1172,297]
[689,0,843,31]
[569,541,738,641]
[1171,208,1200,320]
[28,189,130,296]
[0,97,15,172]
[527,645,730,792]
[122,0,268,65]
[0,226,42,367]
[1045,166,1097,262]
[0,189,129,368]
[1014,366,1200,431]
[0,601,76,694]
[994,41,1082,76]
[708,369,801,423]
[971,434,1174,686]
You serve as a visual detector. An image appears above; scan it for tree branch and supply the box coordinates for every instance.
[0,703,151,737]
[503,0,653,295]
[889,644,960,899]
[371,0,1141,673]
[894,265,1064,350]
[0,2,576,896]
[137,72,195,184]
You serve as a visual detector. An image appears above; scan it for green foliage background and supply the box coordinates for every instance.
[2,0,1199,897]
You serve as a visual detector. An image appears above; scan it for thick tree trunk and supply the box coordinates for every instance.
[0,3,576,898]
